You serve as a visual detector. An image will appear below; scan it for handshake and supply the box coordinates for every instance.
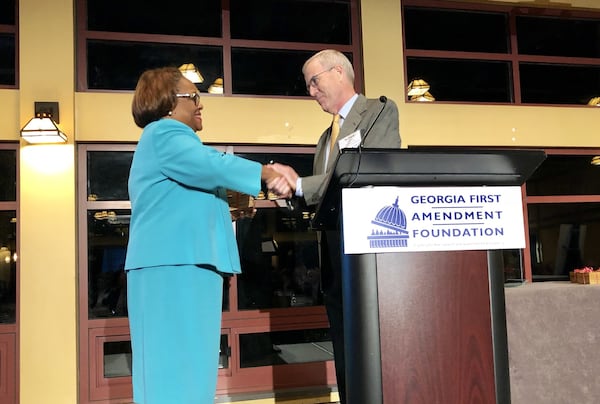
[261,162,300,200]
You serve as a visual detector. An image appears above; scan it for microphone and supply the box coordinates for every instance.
[359,95,387,149]
[348,96,387,188]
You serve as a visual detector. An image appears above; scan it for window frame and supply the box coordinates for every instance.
[75,0,364,96]
[77,143,338,403]
[401,0,600,106]
[0,0,18,89]
[0,142,19,404]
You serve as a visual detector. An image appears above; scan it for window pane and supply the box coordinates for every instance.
[520,63,600,105]
[407,57,512,102]
[0,34,16,86]
[104,340,131,378]
[86,0,221,37]
[87,40,223,91]
[0,211,16,324]
[88,210,130,318]
[219,334,229,370]
[0,149,16,201]
[503,249,524,283]
[404,7,509,53]
[517,16,600,58]
[526,155,600,196]
[528,203,600,281]
[234,152,321,310]
[87,151,133,201]
[231,0,351,44]
[0,0,15,25]
[231,48,314,96]
[240,328,332,368]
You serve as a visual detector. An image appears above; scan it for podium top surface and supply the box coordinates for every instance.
[311,147,546,230]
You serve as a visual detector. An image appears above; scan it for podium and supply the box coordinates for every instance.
[312,148,546,404]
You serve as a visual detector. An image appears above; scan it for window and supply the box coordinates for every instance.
[78,144,334,403]
[0,147,17,323]
[525,151,600,281]
[77,0,361,96]
[0,0,16,87]
[402,1,600,106]
[0,144,18,404]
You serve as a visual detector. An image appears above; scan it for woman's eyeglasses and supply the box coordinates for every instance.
[176,92,201,106]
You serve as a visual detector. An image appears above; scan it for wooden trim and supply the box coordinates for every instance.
[88,327,132,402]
[0,333,16,404]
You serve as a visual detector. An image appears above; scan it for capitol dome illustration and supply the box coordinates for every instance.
[367,196,409,248]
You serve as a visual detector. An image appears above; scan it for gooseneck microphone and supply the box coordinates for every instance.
[359,95,387,149]
[348,96,387,188]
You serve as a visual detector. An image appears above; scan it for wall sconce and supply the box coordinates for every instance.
[20,102,67,144]
[179,63,204,84]
[588,97,600,107]
[208,78,224,94]
[410,91,436,102]
[407,79,430,97]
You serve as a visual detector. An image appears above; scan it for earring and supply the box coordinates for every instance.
[168,111,173,116]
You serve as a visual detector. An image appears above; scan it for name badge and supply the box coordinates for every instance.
[339,129,362,150]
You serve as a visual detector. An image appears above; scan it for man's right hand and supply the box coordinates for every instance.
[269,163,299,192]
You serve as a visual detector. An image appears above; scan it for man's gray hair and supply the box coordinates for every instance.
[303,49,355,84]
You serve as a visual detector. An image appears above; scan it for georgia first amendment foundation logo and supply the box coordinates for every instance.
[367,196,409,248]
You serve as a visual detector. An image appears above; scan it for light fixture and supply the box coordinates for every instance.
[407,79,430,97]
[208,78,224,94]
[178,63,204,83]
[588,97,600,106]
[410,91,436,102]
[20,102,67,144]
[591,156,600,166]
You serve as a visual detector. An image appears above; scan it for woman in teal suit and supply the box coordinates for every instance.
[125,67,290,404]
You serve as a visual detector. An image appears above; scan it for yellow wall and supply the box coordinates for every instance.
[18,0,77,404]
[2,0,599,403]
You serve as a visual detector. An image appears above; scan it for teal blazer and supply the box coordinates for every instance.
[125,119,262,274]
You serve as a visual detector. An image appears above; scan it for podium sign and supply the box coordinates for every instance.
[342,186,525,254]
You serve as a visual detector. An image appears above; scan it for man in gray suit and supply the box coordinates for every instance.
[271,49,401,403]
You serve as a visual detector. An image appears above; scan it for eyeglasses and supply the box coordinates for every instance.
[176,91,201,106]
[306,67,335,92]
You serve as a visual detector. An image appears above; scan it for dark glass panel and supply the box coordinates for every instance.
[0,149,16,201]
[235,152,313,178]
[86,0,221,37]
[231,0,351,44]
[234,152,320,310]
[0,211,17,324]
[88,210,130,318]
[232,48,321,96]
[87,40,223,91]
[526,155,600,196]
[528,203,600,281]
[87,151,133,201]
[0,34,16,86]
[407,57,512,102]
[404,7,509,53]
[103,340,132,378]
[517,16,600,58]
[520,63,600,105]
[219,334,229,369]
[503,249,524,283]
[236,209,321,310]
[240,328,332,368]
[0,0,15,25]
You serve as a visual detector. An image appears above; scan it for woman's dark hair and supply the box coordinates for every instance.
[132,67,183,128]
